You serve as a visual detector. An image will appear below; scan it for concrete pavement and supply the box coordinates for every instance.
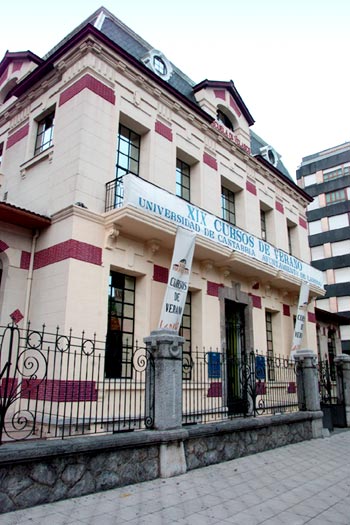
[1,430,350,524]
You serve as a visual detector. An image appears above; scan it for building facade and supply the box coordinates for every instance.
[0,7,323,377]
[297,143,350,354]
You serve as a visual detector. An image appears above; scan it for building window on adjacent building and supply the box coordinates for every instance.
[332,239,350,257]
[176,158,190,201]
[303,173,317,187]
[105,271,135,379]
[329,213,349,230]
[310,245,324,261]
[180,292,192,380]
[325,189,347,205]
[338,296,350,312]
[221,186,236,225]
[114,124,141,207]
[308,219,323,235]
[34,111,55,155]
[265,311,275,381]
[216,109,234,131]
[260,209,267,241]
[323,168,343,182]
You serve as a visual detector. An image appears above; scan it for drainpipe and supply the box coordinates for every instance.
[23,229,39,328]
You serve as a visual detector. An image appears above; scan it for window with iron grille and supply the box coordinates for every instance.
[34,111,55,155]
[325,189,347,205]
[105,271,135,379]
[221,186,235,225]
[265,311,275,381]
[176,159,190,201]
[180,292,192,380]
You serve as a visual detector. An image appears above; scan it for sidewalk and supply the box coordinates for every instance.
[1,430,350,525]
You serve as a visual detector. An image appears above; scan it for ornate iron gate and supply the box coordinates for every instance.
[318,357,346,431]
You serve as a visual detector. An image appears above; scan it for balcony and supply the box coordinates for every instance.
[104,174,325,297]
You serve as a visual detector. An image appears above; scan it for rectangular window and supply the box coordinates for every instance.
[221,186,235,225]
[105,271,135,379]
[180,292,192,380]
[260,209,267,241]
[287,226,293,255]
[329,213,349,230]
[34,111,55,155]
[325,189,346,205]
[176,159,190,201]
[114,124,140,206]
[323,168,343,182]
[265,311,275,381]
[0,142,3,166]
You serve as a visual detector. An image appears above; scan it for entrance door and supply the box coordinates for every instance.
[225,300,247,415]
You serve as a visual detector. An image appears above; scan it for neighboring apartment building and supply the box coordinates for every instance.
[297,142,350,354]
[0,6,323,378]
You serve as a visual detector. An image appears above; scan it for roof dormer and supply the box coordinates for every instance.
[0,51,43,104]
[193,79,254,155]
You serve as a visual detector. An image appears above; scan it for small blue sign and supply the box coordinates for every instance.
[255,355,266,380]
[208,352,221,379]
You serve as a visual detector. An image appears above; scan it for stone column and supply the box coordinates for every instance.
[334,354,350,427]
[294,349,323,438]
[144,329,187,477]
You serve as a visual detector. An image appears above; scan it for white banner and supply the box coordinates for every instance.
[123,174,324,290]
[291,281,309,352]
[158,227,196,332]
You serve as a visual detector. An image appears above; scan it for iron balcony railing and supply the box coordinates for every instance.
[105,176,124,212]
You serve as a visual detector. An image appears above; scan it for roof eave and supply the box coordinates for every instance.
[10,24,214,124]
[0,202,51,229]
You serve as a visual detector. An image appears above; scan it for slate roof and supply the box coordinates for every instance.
[32,7,295,182]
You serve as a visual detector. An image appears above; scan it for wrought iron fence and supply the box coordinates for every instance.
[0,323,154,444]
[182,349,298,425]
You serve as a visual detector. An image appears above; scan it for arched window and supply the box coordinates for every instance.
[217,109,234,131]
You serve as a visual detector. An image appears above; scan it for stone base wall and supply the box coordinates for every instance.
[0,411,323,513]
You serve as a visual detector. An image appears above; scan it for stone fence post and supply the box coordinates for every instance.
[294,349,323,438]
[334,354,350,428]
[144,328,187,478]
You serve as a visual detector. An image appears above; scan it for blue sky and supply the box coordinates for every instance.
[2,0,350,178]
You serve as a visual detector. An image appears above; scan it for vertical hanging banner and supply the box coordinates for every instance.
[158,227,196,332]
[291,281,309,352]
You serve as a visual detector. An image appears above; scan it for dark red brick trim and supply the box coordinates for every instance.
[0,66,8,86]
[283,304,290,316]
[0,240,9,252]
[20,239,102,270]
[153,264,169,283]
[6,123,29,149]
[299,217,307,229]
[20,379,97,402]
[207,281,222,297]
[59,74,115,106]
[214,89,226,101]
[308,312,316,323]
[246,180,257,195]
[275,201,284,214]
[249,294,262,309]
[229,95,242,117]
[155,121,173,142]
[203,152,218,171]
